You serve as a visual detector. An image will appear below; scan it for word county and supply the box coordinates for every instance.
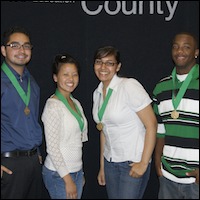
[81,1,179,21]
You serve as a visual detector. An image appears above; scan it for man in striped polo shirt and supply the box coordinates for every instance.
[153,32,199,199]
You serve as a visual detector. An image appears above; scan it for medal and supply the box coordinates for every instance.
[96,123,103,131]
[24,106,30,115]
[171,110,179,119]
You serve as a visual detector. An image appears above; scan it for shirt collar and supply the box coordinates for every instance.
[4,61,29,80]
[96,74,122,94]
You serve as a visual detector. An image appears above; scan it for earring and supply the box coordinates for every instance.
[195,55,198,59]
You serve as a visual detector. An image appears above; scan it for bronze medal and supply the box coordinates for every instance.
[96,123,103,131]
[24,106,30,115]
[171,110,179,119]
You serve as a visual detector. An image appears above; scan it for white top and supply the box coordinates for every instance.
[93,75,152,162]
[42,96,88,178]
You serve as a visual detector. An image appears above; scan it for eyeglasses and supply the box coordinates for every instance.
[6,42,33,50]
[95,60,117,67]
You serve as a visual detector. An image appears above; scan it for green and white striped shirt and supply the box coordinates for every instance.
[153,64,199,184]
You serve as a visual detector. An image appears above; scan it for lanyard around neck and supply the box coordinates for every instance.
[98,88,113,121]
[1,62,31,107]
[55,89,84,132]
[171,64,197,110]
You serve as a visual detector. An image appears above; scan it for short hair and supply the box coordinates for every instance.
[1,26,31,46]
[173,32,199,49]
[94,46,121,64]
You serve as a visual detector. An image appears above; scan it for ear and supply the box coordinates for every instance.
[53,74,57,82]
[1,45,6,57]
[195,49,199,58]
[116,63,121,72]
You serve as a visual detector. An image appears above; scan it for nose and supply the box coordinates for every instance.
[100,62,107,68]
[19,45,26,51]
[176,46,184,53]
[69,74,76,81]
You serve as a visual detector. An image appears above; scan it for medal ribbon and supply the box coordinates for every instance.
[98,88,113,121]
[1,62,31,107]
[172,64,198,110]
[55,89,84,132]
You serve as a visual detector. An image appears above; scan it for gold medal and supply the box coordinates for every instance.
[96,123,103,131]
[171,110,179,119]
[24,106,30,115]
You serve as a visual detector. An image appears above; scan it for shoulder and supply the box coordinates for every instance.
[122,77,143,86]
[158,75,172,84]
[119,77,151,101]
[1,71,13,94]
[1,69,9,83]
[120,77,146,92]
[42,97,64,120]
[43,97,64,111]
[153,75,172,94]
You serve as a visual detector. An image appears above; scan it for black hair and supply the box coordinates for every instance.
[52,53,80,75]
[1,26,31,46]
[94,46,121,64]
[173,32,199,49]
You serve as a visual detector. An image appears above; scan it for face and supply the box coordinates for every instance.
[94,55,121,87]
[172,34,199,73]
[53,63,79,96]
[1,33,32,69]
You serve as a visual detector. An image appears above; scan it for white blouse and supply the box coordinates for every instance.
[93,75,152,162]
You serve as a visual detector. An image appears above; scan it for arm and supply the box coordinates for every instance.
[129,104,157,178]
[42,105,69,175]
[154,137,165,177]
[63,174,78,199]
[97,131,106,186]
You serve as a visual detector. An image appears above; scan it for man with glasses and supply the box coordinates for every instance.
[1,26,43,199]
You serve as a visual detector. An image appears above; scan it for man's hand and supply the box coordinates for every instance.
[1,165,12,178]
[186,168,199,184]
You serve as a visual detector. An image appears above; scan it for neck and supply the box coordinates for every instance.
[14,67,24,76]
[176,63,196,75]
[5,61,25,76]
[57,88,71,100]
[102,83,109,99]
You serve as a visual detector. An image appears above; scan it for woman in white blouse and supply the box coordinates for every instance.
[42,54,88,199]
[92,46,157,199]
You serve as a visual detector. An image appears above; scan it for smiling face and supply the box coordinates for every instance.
[53,63,79,96]
[94,55,121,88]
[1,32,32,74]
[172,33,199,74]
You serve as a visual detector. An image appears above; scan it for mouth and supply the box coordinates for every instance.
[16,55,27,59]
[99,71,109,75]
[66,83,74,87]
[175,55,186,61]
